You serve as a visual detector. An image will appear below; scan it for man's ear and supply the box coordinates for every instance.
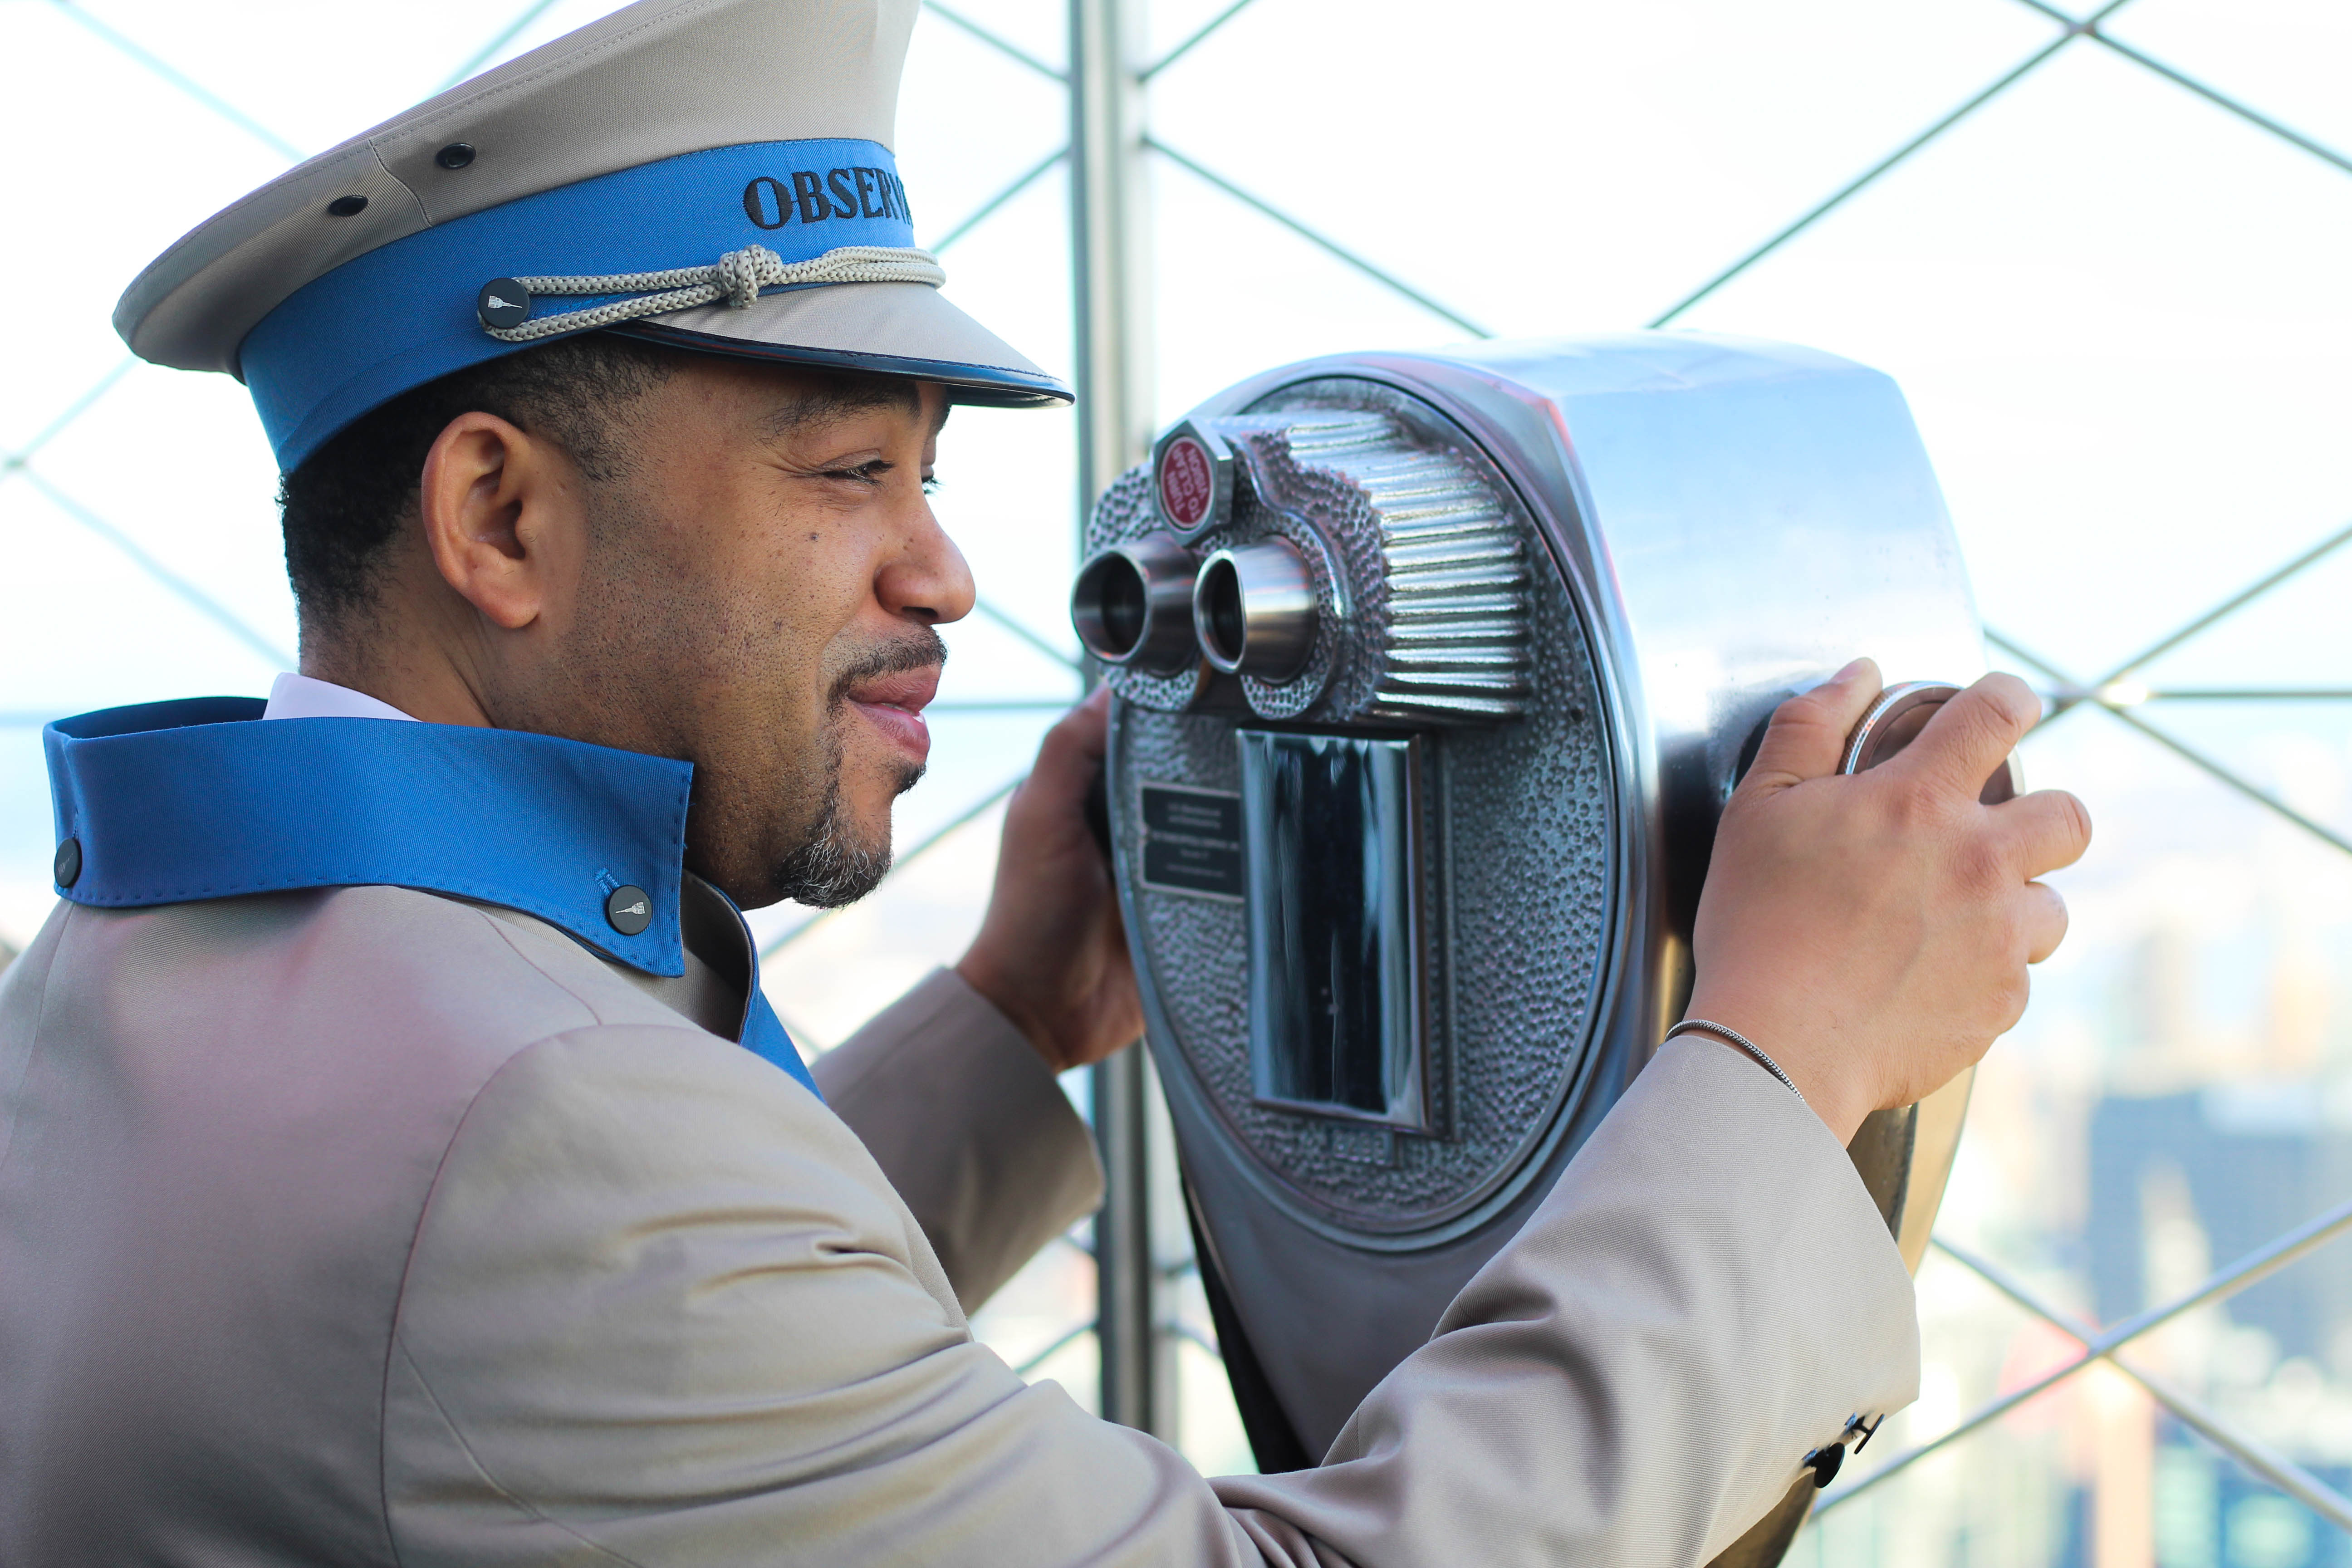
[417,411,580,632]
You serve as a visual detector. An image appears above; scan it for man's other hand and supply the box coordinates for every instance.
[1686,660,2092,1145]
[958,688,1144,1072]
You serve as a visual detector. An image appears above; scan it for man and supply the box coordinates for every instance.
[0,0,2090,1563]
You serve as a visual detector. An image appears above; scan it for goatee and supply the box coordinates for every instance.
[772,632,940,907]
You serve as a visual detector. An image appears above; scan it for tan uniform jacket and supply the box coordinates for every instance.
[0,882,1917,1566]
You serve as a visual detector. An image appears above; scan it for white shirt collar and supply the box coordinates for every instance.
[261,673,417,723]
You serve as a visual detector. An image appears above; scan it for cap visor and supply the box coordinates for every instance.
[617,281,1070,407]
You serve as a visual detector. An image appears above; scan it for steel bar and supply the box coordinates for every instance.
[1092,1041,1161,1428]
[47,0,303,159]
[1,358,137,475]
[973,595,1083,670]
[933,146,1068,254]
[1070,0,1168,1439]
[1820,1195,2352,1505]
[1139,0,1263,80]
[15,469,293,668]
[2094,519,2352,686]
[436,0,565,90]
[1144,137,1492,338]
[1917,1237,2352,1532]
[755,773,1023,960]
[926,0,1066,83]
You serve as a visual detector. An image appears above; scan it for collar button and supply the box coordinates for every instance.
[605,884,652,936]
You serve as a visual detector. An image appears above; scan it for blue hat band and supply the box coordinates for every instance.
[243,138,917,471]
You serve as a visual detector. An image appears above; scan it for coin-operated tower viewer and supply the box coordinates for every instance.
[1074,333,2017,1564]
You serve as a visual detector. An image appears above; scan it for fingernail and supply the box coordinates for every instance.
[1833,658,1870,682]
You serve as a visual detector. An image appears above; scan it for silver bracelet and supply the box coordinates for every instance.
[1665,1018,1806,1104]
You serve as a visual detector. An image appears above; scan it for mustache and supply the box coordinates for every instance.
[824,627,948,709]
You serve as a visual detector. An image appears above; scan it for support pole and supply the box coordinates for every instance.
[1068,0,1163,1437]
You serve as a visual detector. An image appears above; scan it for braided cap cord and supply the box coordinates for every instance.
[483,244,946,344]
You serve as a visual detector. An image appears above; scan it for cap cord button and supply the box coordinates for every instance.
[325,194,368,217]
[435,142,476,170]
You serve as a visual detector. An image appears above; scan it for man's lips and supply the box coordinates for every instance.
[844,664,941,763]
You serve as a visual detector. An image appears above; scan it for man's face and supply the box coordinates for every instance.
[519,358,970,911]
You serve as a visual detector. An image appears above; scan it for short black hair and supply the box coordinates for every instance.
[275,332,686,627]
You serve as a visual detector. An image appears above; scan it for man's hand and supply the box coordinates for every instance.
[1686,659,2091,1145]
[957,688,1144,1072]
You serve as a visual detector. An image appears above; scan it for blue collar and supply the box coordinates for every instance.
[42,696,814,1093]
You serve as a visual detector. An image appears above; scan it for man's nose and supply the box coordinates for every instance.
[878,506,975,627]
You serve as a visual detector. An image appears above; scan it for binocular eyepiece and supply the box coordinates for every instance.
[1070,535,1200,673]
[1071,534,1317,683]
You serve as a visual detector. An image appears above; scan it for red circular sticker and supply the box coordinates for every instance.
[1157,435,1215,530]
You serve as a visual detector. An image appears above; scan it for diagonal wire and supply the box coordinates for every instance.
[9,0,573,500]
[1987,628,2352,857]
[1821,1195,2352,1508]
[922,0,1065,82]
[974,596,1083,670]
[1166,1320,1223,1360]
[2007,0,2352,177]
[1,358,139,475]
[1650,0,2147,328]
[1646,15,2104,327]
[932,699,1083,712]
[10,469,294,668]
[1145,137,1494,338]
[2093,518,2352,686]
[2138,689,2352,702]
[2102,705,2352,858]
[1141,0,1264,80]
[2092,34,2352,176]
[933,147,1068,254]
[436,0,567,91]
[1984,627,2075,689]
[1011,1320,1095,1377]
[1897,1237,2352,1531]
[757,773,1023,960]
[47,0,304,160]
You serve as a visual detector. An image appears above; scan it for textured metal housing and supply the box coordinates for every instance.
[1088,398,1535,726]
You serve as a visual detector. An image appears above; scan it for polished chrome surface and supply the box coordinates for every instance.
[1193,540,1317,681]
[1071,532,1201,672]
[1239,730,1428,1130]
[1101,332,1991,1465]
[1842,679,2023,804]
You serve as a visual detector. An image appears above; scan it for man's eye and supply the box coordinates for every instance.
[922,475,941,495]
[825,461,891,485]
